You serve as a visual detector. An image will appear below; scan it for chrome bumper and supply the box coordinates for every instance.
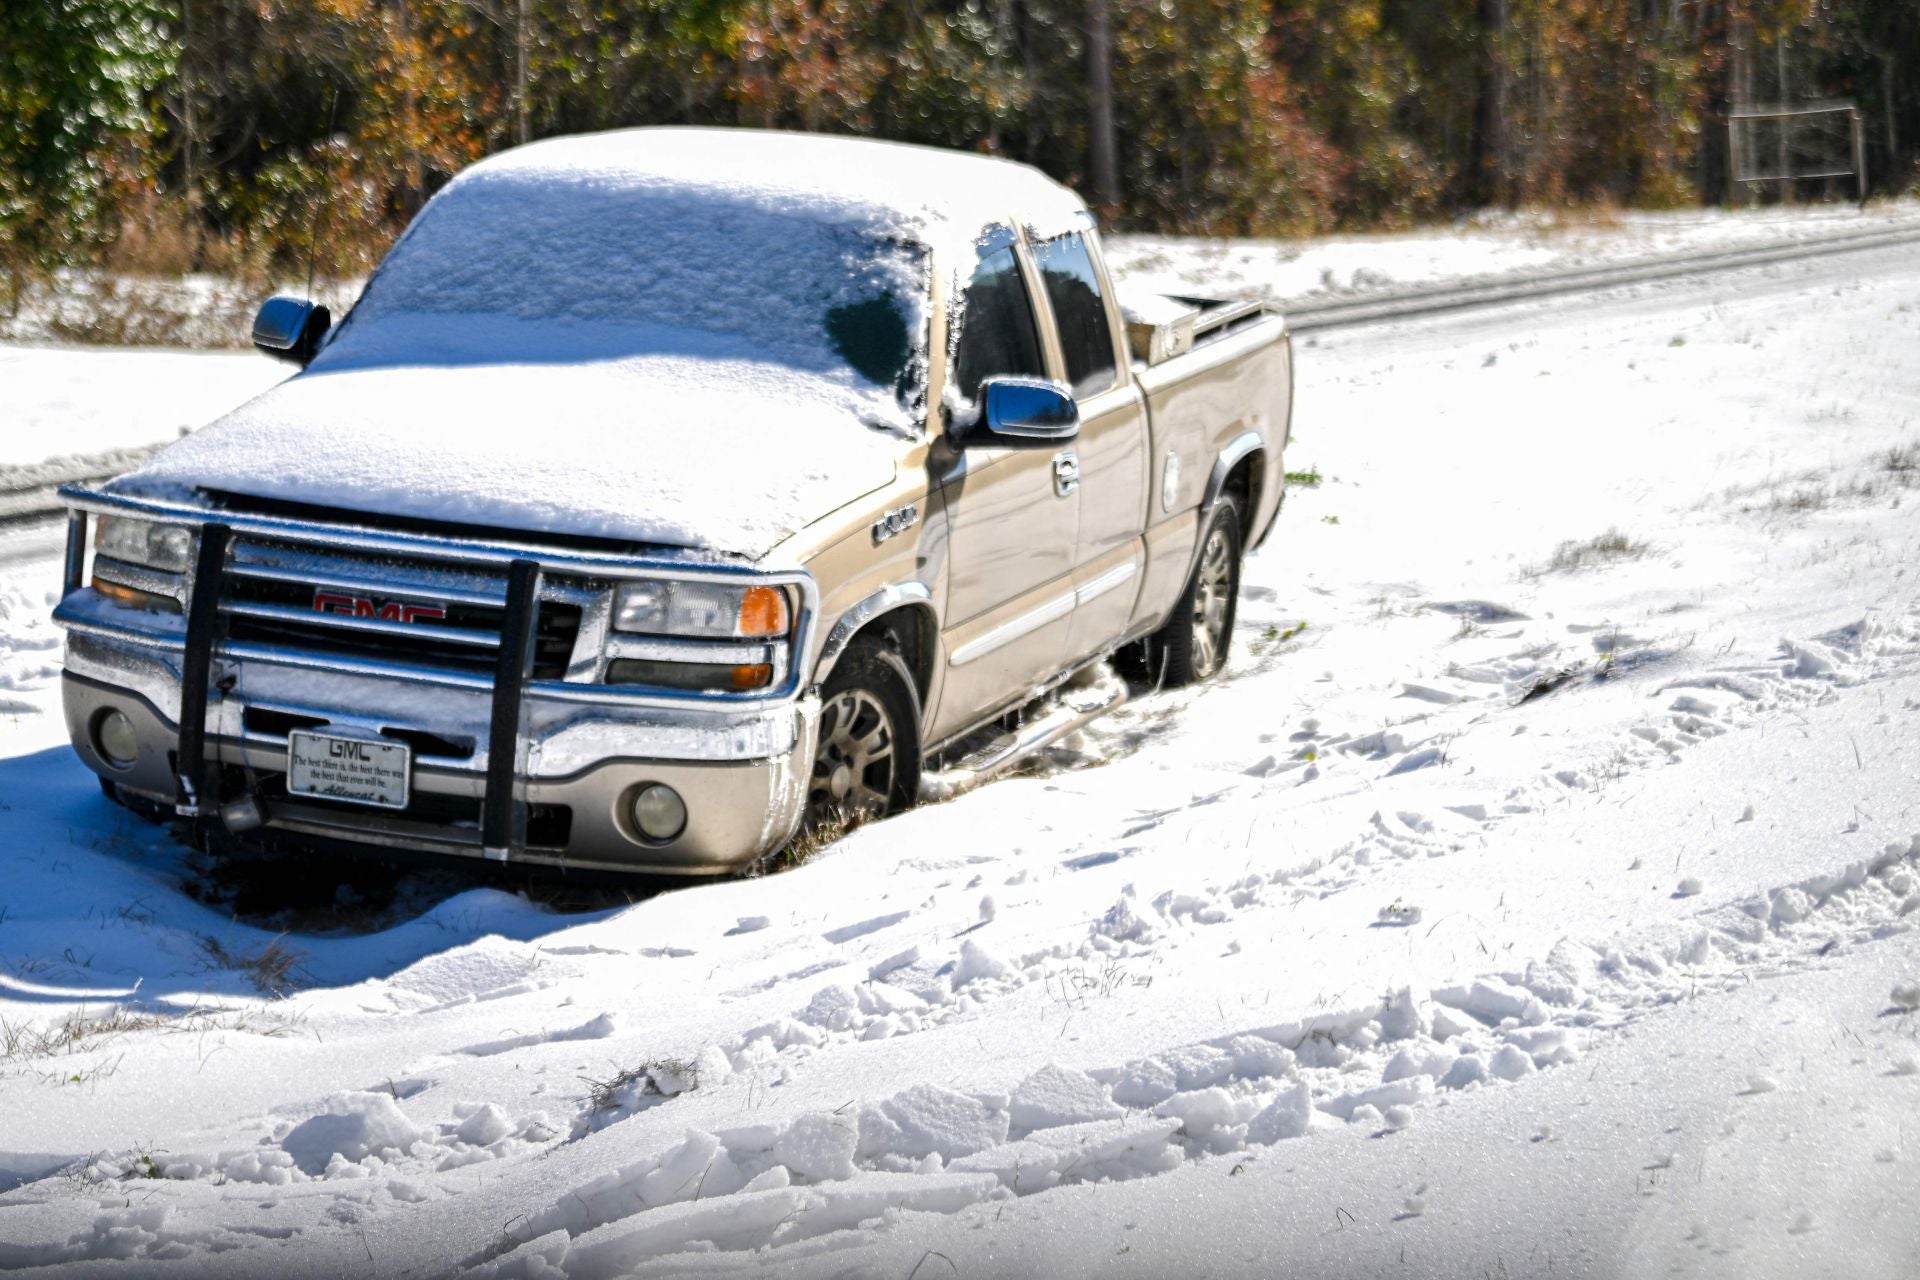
[54,490,822,876]
[63,635,819,875]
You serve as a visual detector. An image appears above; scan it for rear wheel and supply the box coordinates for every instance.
[1140,496,1243,687]
[806,640,921,833]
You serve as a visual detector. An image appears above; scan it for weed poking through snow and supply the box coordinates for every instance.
[576,1058,701,1135]
[199,934,307,996]
[1525,528,1652,577]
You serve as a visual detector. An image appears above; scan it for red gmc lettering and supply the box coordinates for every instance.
[312,591,447,624]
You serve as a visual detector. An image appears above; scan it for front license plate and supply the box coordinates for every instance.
[287,731,411,809]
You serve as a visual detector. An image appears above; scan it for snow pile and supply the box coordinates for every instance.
[280,1091,431,1175]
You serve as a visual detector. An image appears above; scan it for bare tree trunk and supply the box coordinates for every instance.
[1472,0,1508,206]
[397,0,422,214]
[983,0,1011,154]
[1882,53,1900,188]
[1729,14,1755,206]
[181,0,202,264]
[1774,36,1790,203]
[516,0,531,146]
[1086,0,1119,210]
[1021,0,1043,164]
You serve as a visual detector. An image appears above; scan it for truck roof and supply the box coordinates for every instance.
[451,127,1089,246]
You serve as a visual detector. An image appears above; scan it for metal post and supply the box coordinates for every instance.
[1852,109,1868,203]
[176,523,231,816]
[1727,119,1743,207]
[63,511,88,596]
[482,558,541,859]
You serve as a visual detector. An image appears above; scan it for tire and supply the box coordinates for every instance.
[1142,495,1243,688]
[806,639,922,833]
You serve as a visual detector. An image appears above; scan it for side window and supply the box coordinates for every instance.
[952,244,1046,404]
[1033,231,1117,398]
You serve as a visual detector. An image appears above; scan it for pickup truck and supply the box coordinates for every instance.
[52,128,1292,877]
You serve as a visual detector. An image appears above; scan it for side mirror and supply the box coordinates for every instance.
[252,295,331,366]
[961,376,1080,448]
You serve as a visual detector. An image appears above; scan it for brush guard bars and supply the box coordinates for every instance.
[54,487,822,874]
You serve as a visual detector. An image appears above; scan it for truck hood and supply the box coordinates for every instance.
[106,354,904,560]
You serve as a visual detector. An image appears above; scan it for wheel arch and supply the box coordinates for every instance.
[813,585,938,705]
[1205,430,1265,548]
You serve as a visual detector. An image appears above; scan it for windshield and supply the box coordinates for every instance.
[324,168,931,425]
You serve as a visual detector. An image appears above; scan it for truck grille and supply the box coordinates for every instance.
[218,541,583,680]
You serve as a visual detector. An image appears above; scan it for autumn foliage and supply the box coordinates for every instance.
[3,0,1916,290]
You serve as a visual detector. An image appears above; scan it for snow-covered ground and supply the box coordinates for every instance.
[1108,197,1920,308]
[2,228,1919,1277]
[0,344,285,469]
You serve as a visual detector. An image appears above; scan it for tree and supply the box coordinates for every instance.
[0,0,173,307]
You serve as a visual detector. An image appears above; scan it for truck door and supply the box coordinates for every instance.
[1032,227,1149,660]
[932,233,1081,742]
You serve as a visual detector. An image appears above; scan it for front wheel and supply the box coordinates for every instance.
[805,640,921,834]
[1140,496,1243,687]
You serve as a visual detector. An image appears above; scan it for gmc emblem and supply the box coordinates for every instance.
[313,589,448,624]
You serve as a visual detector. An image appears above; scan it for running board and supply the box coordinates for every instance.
[919,677,1128,804]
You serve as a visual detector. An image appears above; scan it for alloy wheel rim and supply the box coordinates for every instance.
[809,688,897,826]
[1191,526,1233,676]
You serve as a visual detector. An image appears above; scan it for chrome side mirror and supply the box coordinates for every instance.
[966,376,1080,448]
[252,295,331,366]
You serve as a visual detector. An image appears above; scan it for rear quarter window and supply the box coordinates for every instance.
[1033,230,1117,398]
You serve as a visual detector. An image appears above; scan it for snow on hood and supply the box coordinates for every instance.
[107,346,901,559]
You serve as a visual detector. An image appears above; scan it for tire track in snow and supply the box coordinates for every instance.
[425,602,1920,1277]
[449,828,1920,1279]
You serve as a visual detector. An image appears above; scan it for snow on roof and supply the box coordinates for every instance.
[445,127,1090,248]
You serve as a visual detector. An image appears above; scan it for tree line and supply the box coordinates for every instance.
[3,0,1916,296]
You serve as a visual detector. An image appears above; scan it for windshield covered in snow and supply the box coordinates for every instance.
[323,166,931,427]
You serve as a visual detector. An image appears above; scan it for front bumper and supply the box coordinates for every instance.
[63,633,818,875]
[53,491,823,878]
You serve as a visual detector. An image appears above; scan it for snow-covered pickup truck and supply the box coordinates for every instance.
[52,129,1291,877]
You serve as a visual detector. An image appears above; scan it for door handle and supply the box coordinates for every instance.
[1052,451,1080,498]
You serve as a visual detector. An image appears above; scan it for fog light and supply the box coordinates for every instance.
[93,708,139,769]
[630,783,687,843]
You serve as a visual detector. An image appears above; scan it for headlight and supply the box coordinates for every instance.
[613,581,789,639]
[95,516,192,574]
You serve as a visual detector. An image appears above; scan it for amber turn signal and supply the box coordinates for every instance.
[730,663,774,690]
[737,586,789,637]
[92,576,183,614]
